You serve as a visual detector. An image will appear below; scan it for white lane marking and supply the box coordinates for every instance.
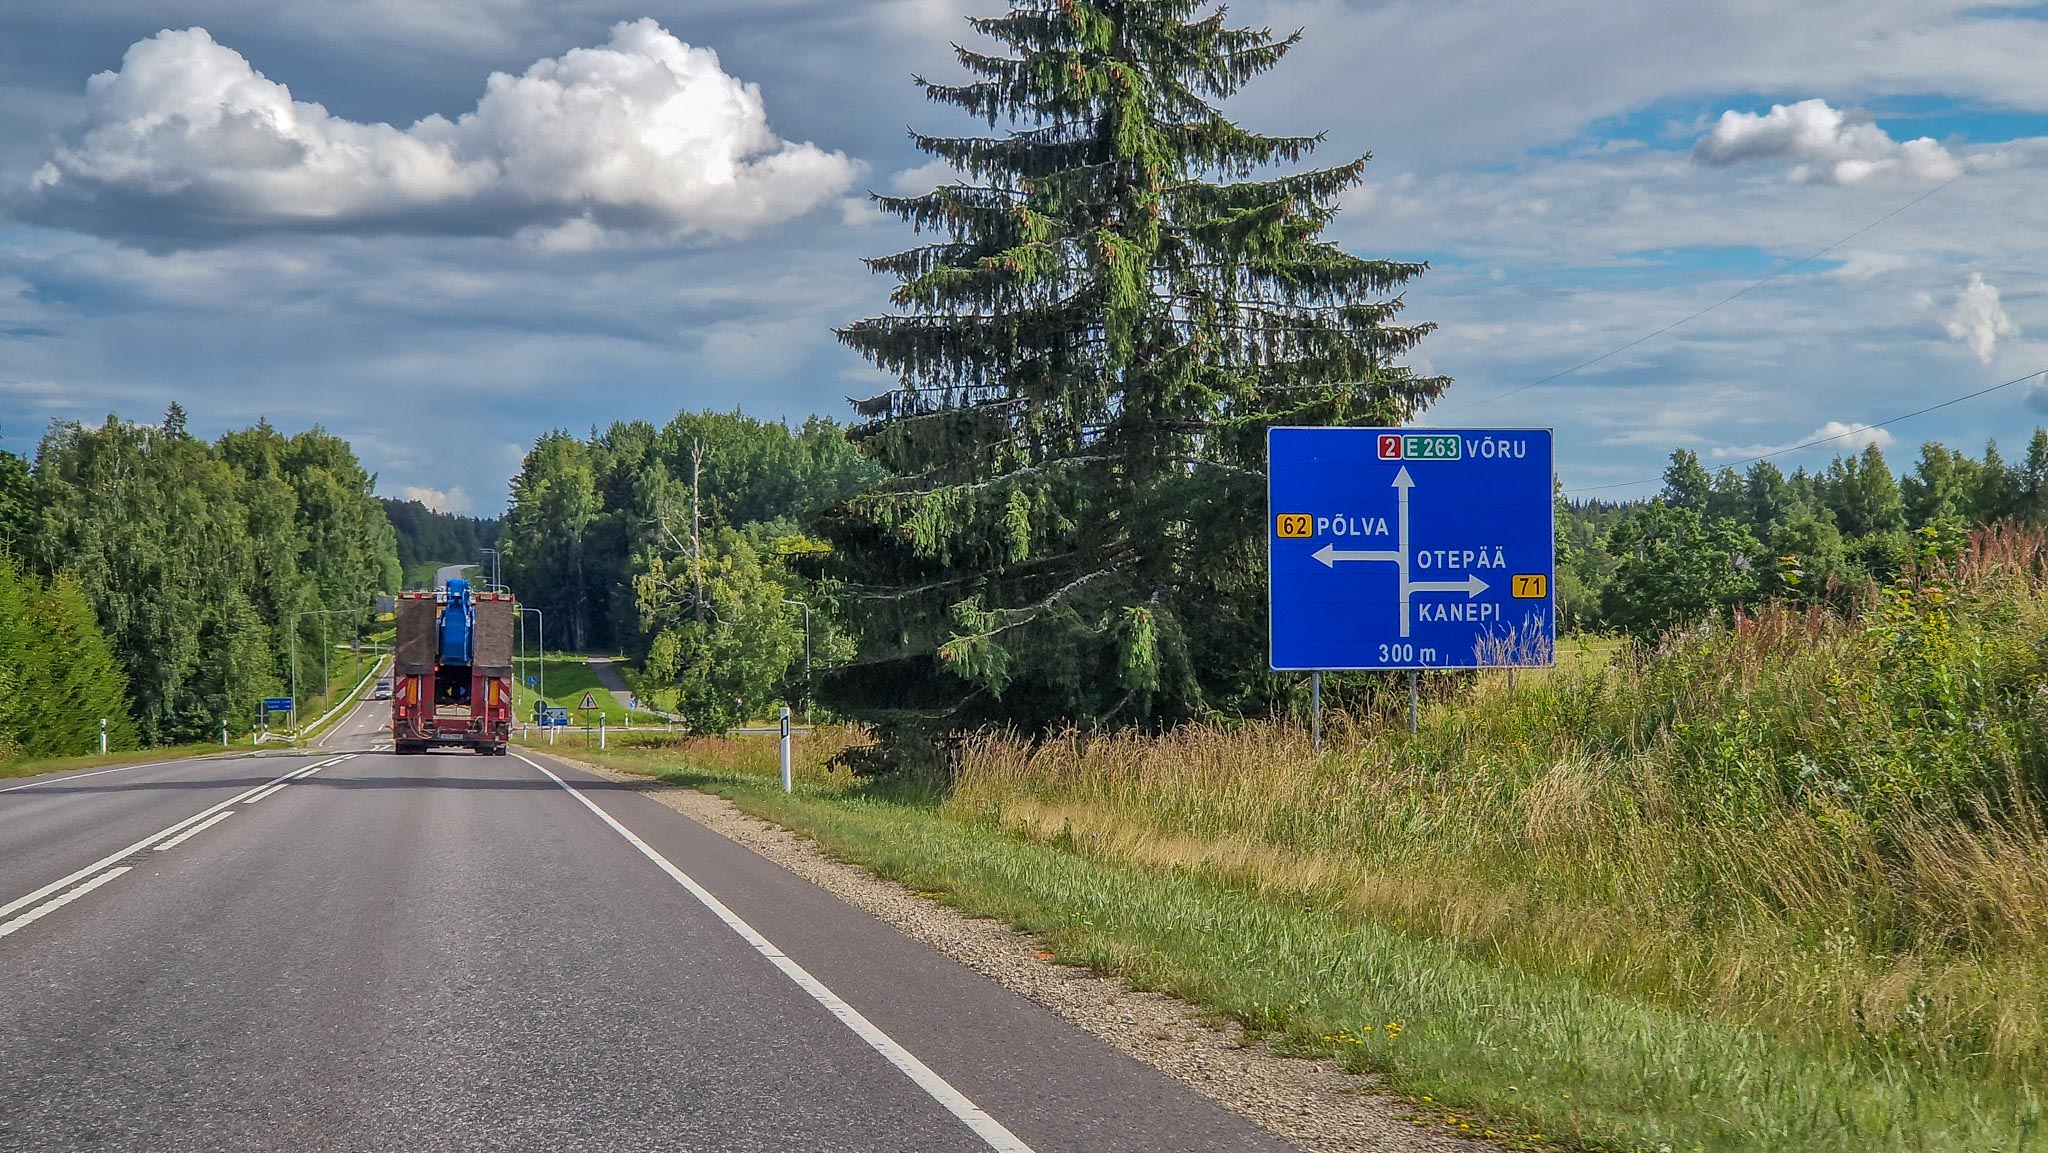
[0,867,131,939]
[243,754,351,803]
[513,752,1036,1153]
[0,761,322,922]
[1,756,235,795]
[153,811,233,852]
[321,688,381,747]
[242,782,291,804]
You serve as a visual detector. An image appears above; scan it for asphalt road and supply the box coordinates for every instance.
[0,692,1298,1151]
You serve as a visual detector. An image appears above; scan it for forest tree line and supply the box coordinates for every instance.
[381,498,502,588]
[498,411,875,729]
[1562,432,2048,639]
[0,407,396,755]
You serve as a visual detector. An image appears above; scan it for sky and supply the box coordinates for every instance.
[4,1,2048,512]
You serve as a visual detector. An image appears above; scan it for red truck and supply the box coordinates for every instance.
[391,578,515,755]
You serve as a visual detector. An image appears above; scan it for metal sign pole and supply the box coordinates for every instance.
[1408,670,1419,734]
[1310,672,1322,754]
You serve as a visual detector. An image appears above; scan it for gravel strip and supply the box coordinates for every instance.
[559,756,1477,1153]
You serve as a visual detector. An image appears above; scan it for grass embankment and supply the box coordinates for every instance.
[512,653,666,728]
[568,529,2048,1152]
[303,647,382,717]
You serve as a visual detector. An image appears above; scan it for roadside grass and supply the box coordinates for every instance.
[401,559,471,589]
[569,733,2045,1152]
[555,527,2048,1151]
[511,653,667,727]
[0,742,233,782]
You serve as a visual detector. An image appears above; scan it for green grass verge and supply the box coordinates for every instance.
[512,653,666,727]
[561,745,2045,1153]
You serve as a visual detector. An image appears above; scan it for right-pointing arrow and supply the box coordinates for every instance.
[1408,573,1490,597]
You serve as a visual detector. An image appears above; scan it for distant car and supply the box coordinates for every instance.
[372,680,393,701]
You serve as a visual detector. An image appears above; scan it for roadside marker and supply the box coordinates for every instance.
[514,752,1037,1153]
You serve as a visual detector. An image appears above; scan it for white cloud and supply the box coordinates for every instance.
[1713,421,1894,460]
[1691,99,1960,185]
[398,485,471,513]
[29,20,861,243]
[1941,272,2017,362]
[888,158,962,194]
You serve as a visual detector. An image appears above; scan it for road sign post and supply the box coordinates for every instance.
[1269,427,1555,725]
[1309,672,1322,754]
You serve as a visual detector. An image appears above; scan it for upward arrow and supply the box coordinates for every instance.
[1393,466,1414,637]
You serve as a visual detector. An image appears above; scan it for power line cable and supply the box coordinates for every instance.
[1564,365,2048,495]
[1443,116,2048,414]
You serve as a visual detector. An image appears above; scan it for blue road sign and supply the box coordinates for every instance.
[528,675,538,687]
[261,697,294,713]
[1268,427,1555,671]
[540,707,570,728]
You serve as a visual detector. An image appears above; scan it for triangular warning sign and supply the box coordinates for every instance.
[579,692,598,710]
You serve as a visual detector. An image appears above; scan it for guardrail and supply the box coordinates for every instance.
[297,654,390,742]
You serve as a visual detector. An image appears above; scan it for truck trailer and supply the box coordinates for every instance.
[392,578,514,755]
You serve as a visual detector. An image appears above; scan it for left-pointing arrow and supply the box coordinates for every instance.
[1313,543,1403,568]
[1408,573,1490,597]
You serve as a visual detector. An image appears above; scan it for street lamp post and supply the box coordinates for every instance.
[781,597,810,722]
[290,606,364,745]
[481,547,502,591]
[523,606,546,704]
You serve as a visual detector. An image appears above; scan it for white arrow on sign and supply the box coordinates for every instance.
[1304,464,1491,637]
[1409,573,1490,597]
[1313,543,1401,567]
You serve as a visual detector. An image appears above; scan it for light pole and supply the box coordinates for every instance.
[481,547,502,591]
[523,606,546,704]
[290,606,363,744]
[781,597,810,722]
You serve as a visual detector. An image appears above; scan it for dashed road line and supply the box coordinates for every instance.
[152,811,234,852]
[514,751,1037,1153]
[0,868,132,939]
[0,759,334,924]
[242,755,348,804]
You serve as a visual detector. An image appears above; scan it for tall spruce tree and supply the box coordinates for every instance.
[828,0,1445,731]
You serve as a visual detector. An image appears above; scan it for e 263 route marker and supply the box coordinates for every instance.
[1268,427,1555,671]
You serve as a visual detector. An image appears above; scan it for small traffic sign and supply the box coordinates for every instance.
[261,697,293,713]
[579,691,598,711]
[1269,427,1555,671]
[528,675,538,687]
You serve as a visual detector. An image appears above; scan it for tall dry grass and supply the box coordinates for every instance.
[947,526,2048,1079]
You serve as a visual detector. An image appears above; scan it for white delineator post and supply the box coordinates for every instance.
[779,706,793,794]
[599,715,607,751]
[99,718,108,755]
